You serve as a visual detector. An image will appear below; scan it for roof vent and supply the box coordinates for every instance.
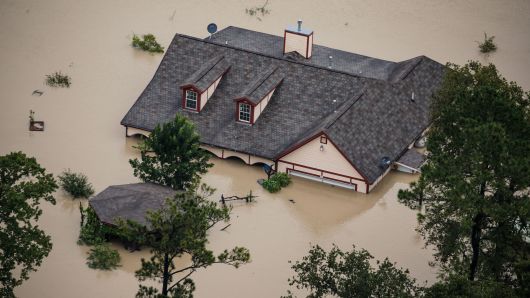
[297,19,302,32]
[411,91,415,102]
[328,56,333,69]
[379,156,392,169]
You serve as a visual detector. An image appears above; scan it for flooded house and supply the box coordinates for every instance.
[121,22,445,193]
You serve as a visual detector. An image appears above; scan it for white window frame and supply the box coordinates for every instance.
[185,90,198,110]
[239,103,251,123]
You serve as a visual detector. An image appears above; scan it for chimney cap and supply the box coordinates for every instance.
[286,20,313,36]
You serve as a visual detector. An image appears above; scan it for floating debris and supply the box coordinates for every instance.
[220,191,257,206]
[32,90,44,96]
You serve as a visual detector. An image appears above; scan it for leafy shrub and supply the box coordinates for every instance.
[86,244,121,270]
[262,172,291,193]
[132,34,164,53]
[78,205,120,245]
[58,170,94,198]
[274,172,291,187]
[478,33,497,53]
[79,205,105,245]
[262,178,281,193]
[77,205,122,245]
[45,71,71,88]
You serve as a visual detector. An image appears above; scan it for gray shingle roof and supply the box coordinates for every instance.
[121,26,445,184]
[89,183,176,226]
[396,149,426,170]
[182,55,230,91]
[236,67,284,104]
[210,26,407,81]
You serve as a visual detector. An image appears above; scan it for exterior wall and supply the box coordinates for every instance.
[277,134,367,193]
[253,88,275,122]
[126,126,151,137]
[284,31,310,58]
[200,145,272,165]
[199,75,223,110]
[307,34,313,57]
[200,144,224,158]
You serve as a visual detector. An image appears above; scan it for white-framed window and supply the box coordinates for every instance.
[239,103,251,123]
[185,90,198,110]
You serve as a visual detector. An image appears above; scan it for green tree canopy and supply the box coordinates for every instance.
[119,185,250,298]
[0,152,58,297]
[283,244,422,298]
[130,115,212,191]
[398,62,530,287]
[424,274,517,298]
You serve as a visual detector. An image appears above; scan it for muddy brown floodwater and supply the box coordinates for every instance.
[1,0,529,297]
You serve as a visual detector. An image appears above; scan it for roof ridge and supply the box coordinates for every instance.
[174,33,381,81]
[398,56,425,81]
[245,67,278,97]
[189,55,225,84]
[324,91,365,129]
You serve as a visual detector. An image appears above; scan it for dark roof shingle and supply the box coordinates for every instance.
[89,183,176,226]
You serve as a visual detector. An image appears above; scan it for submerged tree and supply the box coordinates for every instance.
[0,152,58,297]
[130,114,212,191]
[132,34,164,53]
[283,244,422,298]
[119,185,250,297]
[398,62,530,287]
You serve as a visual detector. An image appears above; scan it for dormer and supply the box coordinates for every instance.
[283,20,313,59]
[180,56,230,112]
[234,67,284,125]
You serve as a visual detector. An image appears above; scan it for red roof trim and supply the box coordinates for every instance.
[234,97,257,107]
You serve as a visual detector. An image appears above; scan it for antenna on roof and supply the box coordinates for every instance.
[207,23,218,39]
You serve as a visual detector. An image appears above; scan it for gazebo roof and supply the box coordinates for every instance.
[89,183,176,226]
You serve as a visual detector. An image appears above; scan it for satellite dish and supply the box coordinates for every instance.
[207,23,218,34]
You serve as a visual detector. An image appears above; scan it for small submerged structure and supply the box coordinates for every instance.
[29,121,45,131]
[89,183,176,226]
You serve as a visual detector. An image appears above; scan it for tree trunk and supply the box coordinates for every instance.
[162,253,170,296]
[469,213,483,281]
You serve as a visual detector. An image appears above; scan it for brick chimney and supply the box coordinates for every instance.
[283,19,313,59]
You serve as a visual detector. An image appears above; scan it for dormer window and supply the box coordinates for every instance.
[185,90,198,110]
[180,56,230,112]
[239,103,251,123]
[233,67,284,125]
